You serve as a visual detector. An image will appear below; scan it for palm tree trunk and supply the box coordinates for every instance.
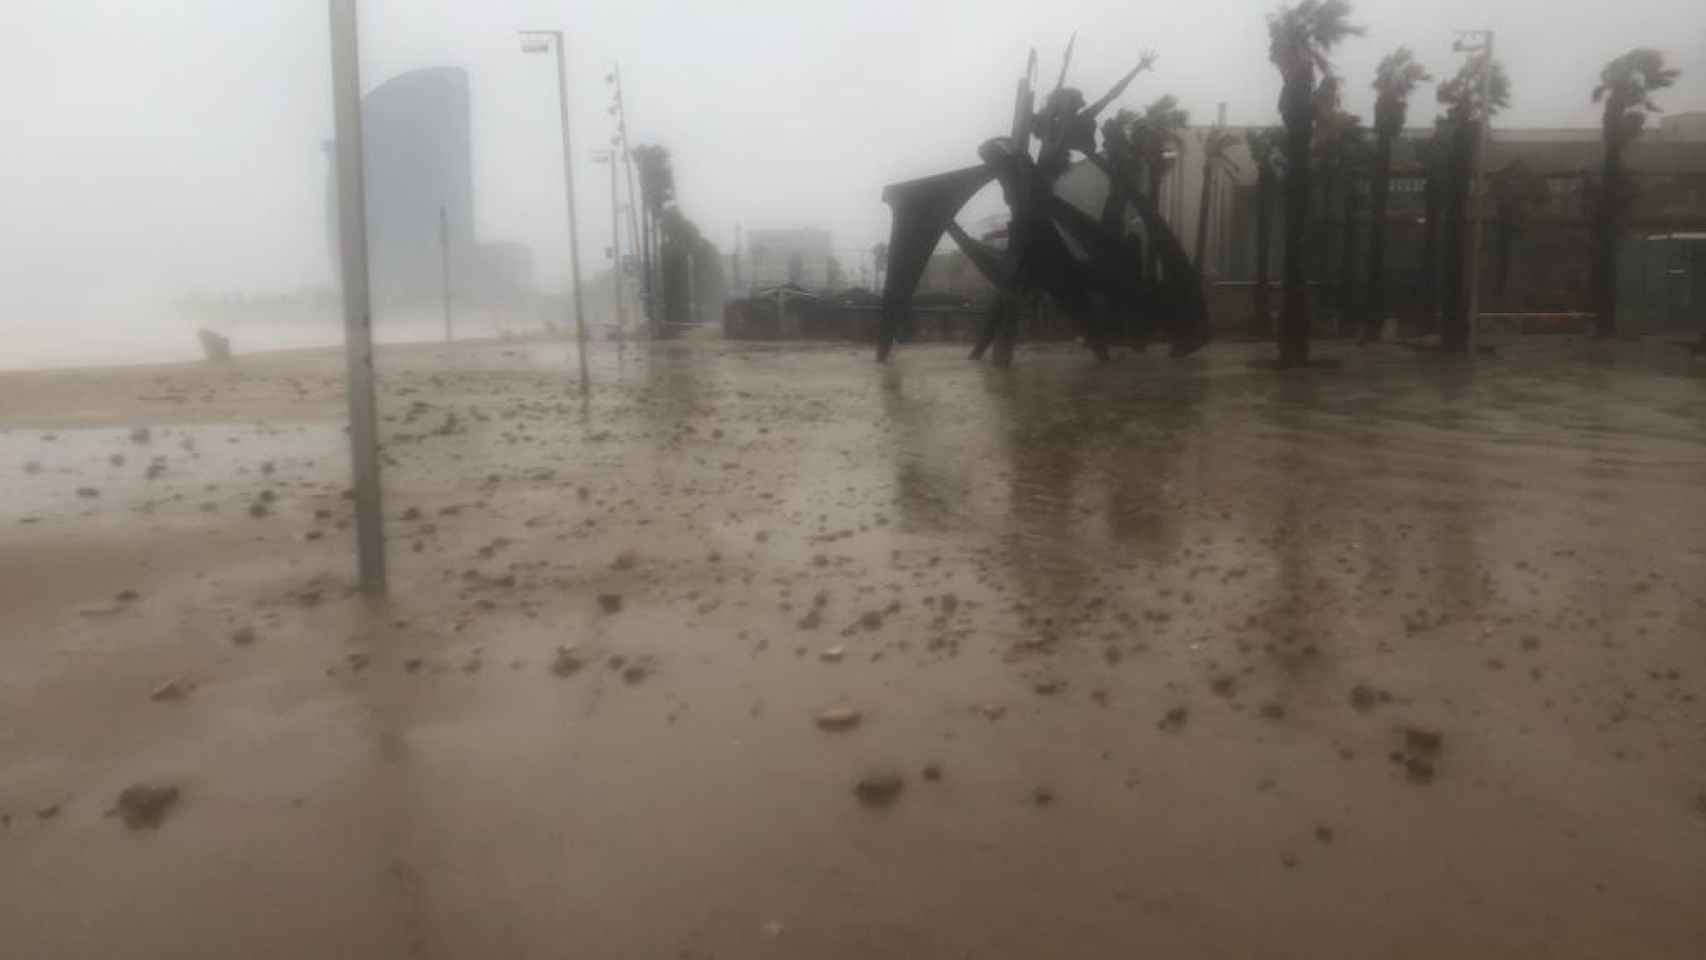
[1593,134,1622,338]
[1194,156,1214,271]
[1364,131,1394,341]
[1253,167,1274,338]
[1338,185,1360,338]
[1279,85,1314,366]
[1440,121,1475,353]
[1421,173,1440,334]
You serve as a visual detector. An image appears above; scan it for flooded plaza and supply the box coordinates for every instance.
[2,336,1703,958]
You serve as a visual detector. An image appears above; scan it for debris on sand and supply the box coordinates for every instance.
[76,486,101,498]
[551,646,585,677]
[1032,787,1055,807]
[621,659,654,685]
[1349,684,1394,713]
[976,703,1007,722]
[1398,726,1444,785]
[230,626,256,647]
[36,803,61,820]
[129,427,152,444]
[818,645,846,663]
[149,677,194,702]
[1158,706,1189,733]
[1032,678,1065,696]
[597,593,624,614]
[922,763,943,782]
[115,783,180,829]
[815,705,863,732]
[854,769,905,807]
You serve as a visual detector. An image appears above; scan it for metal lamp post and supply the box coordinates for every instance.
[1454,29,1495,354]
[519,29,590,392]
[327,0,386,594]
[591,149,628,342]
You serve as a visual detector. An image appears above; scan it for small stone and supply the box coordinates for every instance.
[621,662,651,684]
[1032,787,1055,807]
[1404,756,1436,784]
[1280,852,1299,868]
[597,593,623,614]
[1158,707,1189,733]
[819,645,845,663]
[76,487,101,498]
[1259,702,1286,720]
[36,803,61,820]
[815,705,863,732]
[1404,726,1443,756]
[922,763,943,782]
[115,783,179,829]
[854,769,905,807]
[550,646,584,677]
[1032,678,1065,696]
[1314,825,1335,844]
[403,657,424,673]
[1349,685,1379,712]
[976,703,1007,721]
[149,677,193,702]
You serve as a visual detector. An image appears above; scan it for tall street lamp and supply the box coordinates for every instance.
[591,148,628,343]
[519,29,590,392]
[327,0,386,594]
[1454,29,1495,354]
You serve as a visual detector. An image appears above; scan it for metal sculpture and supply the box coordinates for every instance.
[876,43,1210,366]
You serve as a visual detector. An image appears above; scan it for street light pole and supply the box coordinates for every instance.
[439,204,453,343]
[520,29,590,392]
[593,149,627,341]
[606,64,646,335]
[327,0,386,594]
[1456,30,1495,354]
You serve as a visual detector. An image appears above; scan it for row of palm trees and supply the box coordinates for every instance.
[1251,0,1680,364]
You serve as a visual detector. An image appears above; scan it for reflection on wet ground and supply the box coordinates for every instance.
[2,336,1704,958]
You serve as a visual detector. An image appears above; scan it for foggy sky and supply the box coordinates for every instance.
[3,0,1702,354]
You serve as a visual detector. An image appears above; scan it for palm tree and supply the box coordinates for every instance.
[1333,119,1369,337]
[1267,0,1363,366]
[631,144,676,333]
[1416,124,1449,334]
[1591,48,1679,338]
[1436,51,1510,353]
[1246,128,1286,336]
[1108,96,1190,280]
[1311,89,1365,334]
[1193,128,1239,271]
[1488,159,1548,309]
[1364,47,1431,340]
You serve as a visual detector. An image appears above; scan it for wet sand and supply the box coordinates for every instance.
[3,335,1704,958]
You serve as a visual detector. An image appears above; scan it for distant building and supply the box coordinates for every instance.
[745,228,833,290]
[325,66,533,315]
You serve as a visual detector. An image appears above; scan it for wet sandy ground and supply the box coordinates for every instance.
[3,335,1704,958]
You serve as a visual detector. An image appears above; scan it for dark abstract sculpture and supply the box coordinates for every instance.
[877,43,1209,366]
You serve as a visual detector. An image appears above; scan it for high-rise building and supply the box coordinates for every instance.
[325,66,532,316]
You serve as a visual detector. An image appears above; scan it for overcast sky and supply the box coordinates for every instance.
[2,0,1702,350]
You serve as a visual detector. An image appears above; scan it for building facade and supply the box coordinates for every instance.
[325,67,533,317]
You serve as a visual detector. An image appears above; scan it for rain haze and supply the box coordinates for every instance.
[3,1,1706,957]
[3,0,1703,365]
